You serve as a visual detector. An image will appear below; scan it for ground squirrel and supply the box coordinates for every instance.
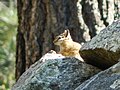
[53,29,84,62]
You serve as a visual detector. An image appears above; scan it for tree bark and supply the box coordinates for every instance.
[16,0,119,80]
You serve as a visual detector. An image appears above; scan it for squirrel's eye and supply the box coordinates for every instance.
[58,37,61,39]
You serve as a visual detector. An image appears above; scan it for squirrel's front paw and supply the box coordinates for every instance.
[48,50,57,54]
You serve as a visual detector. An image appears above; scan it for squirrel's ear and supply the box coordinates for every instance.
[64,29,72,39]
[64,29,69,37]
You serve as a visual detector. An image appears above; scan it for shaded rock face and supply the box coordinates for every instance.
[12,53,100,90]
[75,61,120,90]
[80,20,120,69]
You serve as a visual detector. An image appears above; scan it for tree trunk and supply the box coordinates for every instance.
[16,0,119,80]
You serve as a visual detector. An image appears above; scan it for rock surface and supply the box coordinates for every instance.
[12,53,100,90]
[75,61,120,90]
[80,20,120,69]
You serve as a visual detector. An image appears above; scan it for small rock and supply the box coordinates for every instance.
[75,60,120,90]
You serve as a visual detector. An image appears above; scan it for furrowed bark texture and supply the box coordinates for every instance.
[16,0,119,80]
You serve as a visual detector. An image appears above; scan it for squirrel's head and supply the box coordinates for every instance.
[53,29,72,45]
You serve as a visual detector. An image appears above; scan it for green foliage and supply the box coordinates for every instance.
[0,1,17,90]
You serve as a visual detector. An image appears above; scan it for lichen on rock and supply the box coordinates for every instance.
[80,20,120,69]
[12,53,100,90]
